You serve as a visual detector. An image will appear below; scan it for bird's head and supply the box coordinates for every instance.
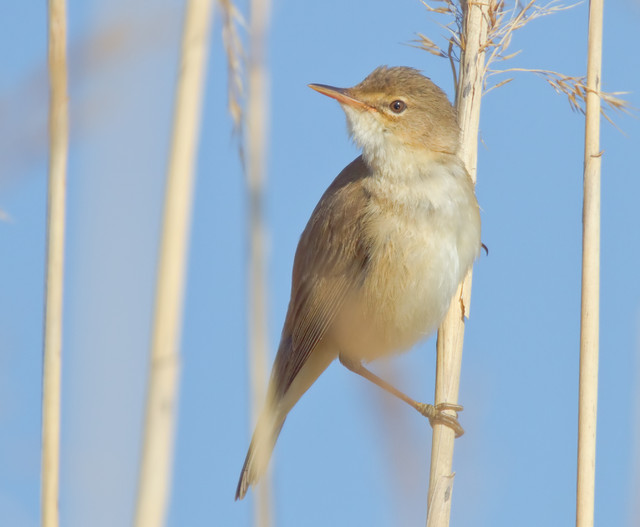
[309,66,460,169]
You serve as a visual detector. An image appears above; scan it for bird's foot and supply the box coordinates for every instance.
[415,402,464,438]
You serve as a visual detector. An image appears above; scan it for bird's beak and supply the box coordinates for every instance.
[308,84,370,110]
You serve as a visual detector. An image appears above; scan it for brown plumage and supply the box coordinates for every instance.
[236,66,481,500]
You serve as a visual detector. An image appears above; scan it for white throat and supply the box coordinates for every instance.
[342,104,458,182]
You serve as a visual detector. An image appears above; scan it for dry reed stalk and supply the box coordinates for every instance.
[246,0,273,524]
[426,1,489,525]
[41,2,69,526]
[133,1,214,526]
[576,1,603,526]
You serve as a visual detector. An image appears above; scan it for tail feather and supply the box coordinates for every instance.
[236,341,336,500]
[235,411,285,500]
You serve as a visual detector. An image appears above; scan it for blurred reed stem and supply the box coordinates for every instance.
[576,1,603,525]
[133,2,213,526]
[246,0,273,524]
[41,1,69,526]
[427,1,489,525]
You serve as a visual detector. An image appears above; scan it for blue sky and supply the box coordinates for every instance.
[1,1,639,526]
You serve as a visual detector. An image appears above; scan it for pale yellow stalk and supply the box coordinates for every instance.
[133,2,213,526]
[246,0,273,524]
[41,2,69,526]
[427,1,489,525]
[576,1,603,526]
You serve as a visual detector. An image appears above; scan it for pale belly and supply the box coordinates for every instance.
[327,154,481,363]
[332,211,471,363]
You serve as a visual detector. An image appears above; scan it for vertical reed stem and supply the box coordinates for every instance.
[427,1,489,525]
[247,0,273,524]
[133,2,213,526]
[41,1,69,526]
[576,1,603,526]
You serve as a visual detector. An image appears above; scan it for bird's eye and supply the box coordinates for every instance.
[389,100,406,113]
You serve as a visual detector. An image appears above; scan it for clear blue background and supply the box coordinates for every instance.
[1,1,639,526]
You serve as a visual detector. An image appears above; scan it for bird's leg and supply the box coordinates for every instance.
[338,355,464,437]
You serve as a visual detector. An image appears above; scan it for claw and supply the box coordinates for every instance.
[415,402,464,437]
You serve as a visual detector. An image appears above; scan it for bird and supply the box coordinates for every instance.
[235,65,481,500]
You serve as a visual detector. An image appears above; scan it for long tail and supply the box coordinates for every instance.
[235,405,285,500]
[235,339,337,500]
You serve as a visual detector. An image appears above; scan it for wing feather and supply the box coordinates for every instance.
[270,156,372,399]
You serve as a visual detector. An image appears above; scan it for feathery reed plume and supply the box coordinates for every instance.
[41,2,69,526]
[576,1,603,525]
[487,67,632,126]
[219,0,245,133]
[416,0,630,124]
[133,2,213,526]
[415,0,572,70]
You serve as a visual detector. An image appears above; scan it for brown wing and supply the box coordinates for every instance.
[270,156,372,399]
